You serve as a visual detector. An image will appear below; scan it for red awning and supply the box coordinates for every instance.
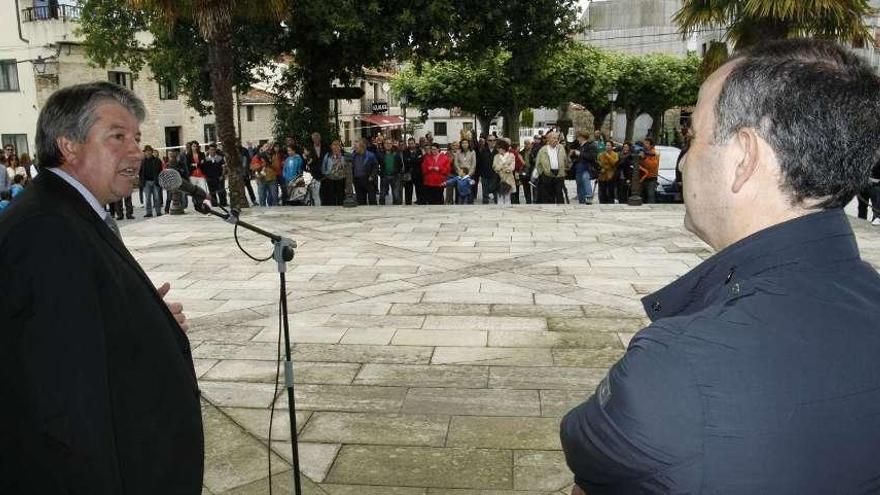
[359,114,405,128]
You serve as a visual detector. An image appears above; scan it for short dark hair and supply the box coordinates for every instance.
[496,140,510,151]
[36,81,146,169]
[714,38,880,208]
[13,174,24,184]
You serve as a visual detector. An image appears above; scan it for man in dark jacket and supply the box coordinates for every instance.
[376,139,403,205]
[401,137,422,205]
[0,81,202,495]
[561,39,880,494]
[476,135,498,204]
[139,145,163,217]
[202,144,227,207]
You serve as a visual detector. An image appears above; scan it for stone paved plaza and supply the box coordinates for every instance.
[122,204,880,495]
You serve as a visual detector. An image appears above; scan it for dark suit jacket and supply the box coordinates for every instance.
[0,171,203,494]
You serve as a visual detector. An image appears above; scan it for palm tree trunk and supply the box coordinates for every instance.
[207,34,247,209]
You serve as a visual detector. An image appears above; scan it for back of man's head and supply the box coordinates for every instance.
[715,38,880,209]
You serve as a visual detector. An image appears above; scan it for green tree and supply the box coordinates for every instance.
[391,51,512,136]
[273,0,466,144]
[675,0,875,75]
[548,45,621,132]
[616,53,700,141]
[79,0,286,209]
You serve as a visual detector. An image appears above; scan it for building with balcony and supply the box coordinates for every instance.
[0,0,276,157]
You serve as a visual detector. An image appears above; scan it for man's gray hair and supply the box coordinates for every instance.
[36,81,146,169]
[713,38,880,209]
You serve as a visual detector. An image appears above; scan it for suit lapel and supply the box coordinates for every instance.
[39,173,189,340]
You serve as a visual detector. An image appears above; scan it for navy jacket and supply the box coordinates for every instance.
[561,209,880,494]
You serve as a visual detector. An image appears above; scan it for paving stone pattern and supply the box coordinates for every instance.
[123,204,880,495]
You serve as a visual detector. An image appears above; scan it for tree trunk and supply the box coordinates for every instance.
[624,107,638,142]
[649,111,663,142]
[207,34,247,209]
[502,106,521,147]
[300,65,333,143]
[592,108,610,132]
[477,114,493,138]
[557,103,572,143]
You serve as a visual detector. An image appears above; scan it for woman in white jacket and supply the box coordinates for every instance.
[492,139,516,206]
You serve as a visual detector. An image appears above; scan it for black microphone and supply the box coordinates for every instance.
[157,169,212,213]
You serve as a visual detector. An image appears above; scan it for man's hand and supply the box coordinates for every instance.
[157,282,189,332]
[571,484,587,495]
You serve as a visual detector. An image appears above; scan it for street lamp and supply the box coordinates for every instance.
[400,93,409,141]
[607,89,618,139]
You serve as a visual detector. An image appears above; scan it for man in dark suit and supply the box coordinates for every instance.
[0,81,203,494]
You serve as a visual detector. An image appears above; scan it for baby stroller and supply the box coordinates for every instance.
[285,171,315,206]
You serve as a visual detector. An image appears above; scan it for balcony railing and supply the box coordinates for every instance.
[22,4,82,23]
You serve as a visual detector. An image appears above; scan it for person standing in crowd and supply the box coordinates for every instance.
[7,153,30,186]
[493,139,516,206]
[535,132,570,204]
[597,141,619,203]
[9,175,25,199]
[401,137,422,205]
[562,39,880,495]
[0,155,10,195]
[321,140,348,206]
[252,145,277,206]
[269,143,285,205]
[239,144,257,206]
[281,145,304,205]
[477,135,498,204]
[570,131,598,205]
[639,137,660,204]
[421,143,451,205]
[306,132,325,206]
[615,142,635,202]
[0,80,203,495]
[455,139,476,204]
[443,141,460,204]
[518,139,534,204]
[184,141,207,195]
[139,145,163,217]
[352,138,379,205]
[202,144,227,208]
[377,139,403,205]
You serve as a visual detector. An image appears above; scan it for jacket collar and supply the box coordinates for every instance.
[643,209,862,321]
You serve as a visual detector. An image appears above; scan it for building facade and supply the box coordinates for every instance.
[0,0,277,158]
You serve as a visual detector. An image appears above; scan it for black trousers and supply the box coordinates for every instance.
[537,176,565,204]
[598,181,617,204]
[424,186,445,205]
[858,183,880,219]
[321,178,346,206]
[617,179,631,203]
[402,180,415,205]
[110,196,134,219]
[206,178,228,207]
[354,176,377,205]
[243,176,257,203]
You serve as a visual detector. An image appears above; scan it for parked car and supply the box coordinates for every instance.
[654,145,682,203]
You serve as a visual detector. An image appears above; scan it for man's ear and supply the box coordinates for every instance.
[731,128,761,194]
[56,136,80,167]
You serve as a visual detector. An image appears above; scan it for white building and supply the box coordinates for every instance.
[0,0,277,157]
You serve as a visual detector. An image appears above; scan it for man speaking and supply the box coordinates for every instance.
[561,39,880,493]
[0,82,203,494]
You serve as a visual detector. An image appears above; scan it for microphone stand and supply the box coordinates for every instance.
[200,204,303,495]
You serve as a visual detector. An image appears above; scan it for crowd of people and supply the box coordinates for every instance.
[2,127,879,224]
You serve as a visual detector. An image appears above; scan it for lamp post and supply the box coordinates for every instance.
[400,93,409,141]
[607,89,618,140]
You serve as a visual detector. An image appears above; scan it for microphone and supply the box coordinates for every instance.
[158,169,212,213]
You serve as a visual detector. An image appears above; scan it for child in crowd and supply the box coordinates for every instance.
[10,174,25,199]
[0,190,11,212]
[446,166,476,204]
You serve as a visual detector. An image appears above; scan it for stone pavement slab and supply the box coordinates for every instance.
[123,205,880,494]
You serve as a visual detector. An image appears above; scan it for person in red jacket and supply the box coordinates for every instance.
[421,143,451,205]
